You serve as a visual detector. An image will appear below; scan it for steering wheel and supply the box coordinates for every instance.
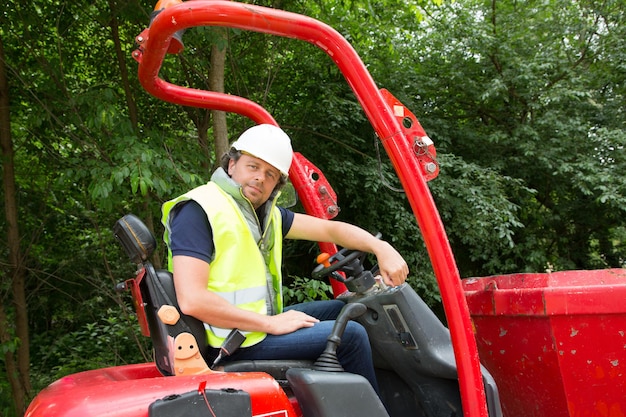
[311,247,367,281]
[312,233,382,285]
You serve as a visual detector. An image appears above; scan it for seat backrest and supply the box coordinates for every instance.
[114,214,312,380]
[141,264,213,375]
[114,214,212,376]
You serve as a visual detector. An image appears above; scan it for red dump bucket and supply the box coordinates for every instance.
[462,268,626,417]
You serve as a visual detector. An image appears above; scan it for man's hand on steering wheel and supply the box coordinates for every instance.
[373,240,409,287]
[313,235,408,288]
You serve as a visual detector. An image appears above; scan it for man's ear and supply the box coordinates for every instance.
[227,158,235,176]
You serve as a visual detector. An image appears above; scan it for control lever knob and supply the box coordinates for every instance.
[313,303,367,372]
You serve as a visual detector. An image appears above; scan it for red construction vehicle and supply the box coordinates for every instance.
[25,2,626,417]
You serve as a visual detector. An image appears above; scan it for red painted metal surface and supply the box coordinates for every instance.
[463,269,626,417]
[25,363,298,417]
[379,89,439,182]
[133,3,487,415]
[289,152,347,296]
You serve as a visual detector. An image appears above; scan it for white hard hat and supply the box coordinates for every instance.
[231,124,293,176]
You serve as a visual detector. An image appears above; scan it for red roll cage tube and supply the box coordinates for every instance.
[132,2,488,416]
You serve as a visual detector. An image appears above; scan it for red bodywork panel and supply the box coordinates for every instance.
[26,363,298,417]
[464,269,626,417]
[127,269,150,336]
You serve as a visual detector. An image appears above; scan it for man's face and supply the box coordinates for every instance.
[228,153,281,209]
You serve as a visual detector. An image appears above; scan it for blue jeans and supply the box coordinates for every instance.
[223,300,379,392]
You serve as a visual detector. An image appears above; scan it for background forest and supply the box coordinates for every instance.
[1,0,624,415]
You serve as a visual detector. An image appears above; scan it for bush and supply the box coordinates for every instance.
[283,276,333,305]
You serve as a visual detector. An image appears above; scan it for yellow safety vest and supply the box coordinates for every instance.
[162,182,283,348]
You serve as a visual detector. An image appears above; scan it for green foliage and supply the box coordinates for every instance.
[2,0,625,414]
[30,302,149,391]
[429,154,531,276]
[283,276,333,305]
[0,388,18,417]
[390,0,626,275]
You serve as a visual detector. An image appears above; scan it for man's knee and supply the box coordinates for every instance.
[342,321,369,346]
[306,299,345,320]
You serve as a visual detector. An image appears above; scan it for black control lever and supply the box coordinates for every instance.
[313,303,367,372]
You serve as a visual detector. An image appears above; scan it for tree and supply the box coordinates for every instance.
[1,0,624,414]
[209,28,229,168]
[0,1,162,413]
[0,31,31,416]
[393,0,626,275]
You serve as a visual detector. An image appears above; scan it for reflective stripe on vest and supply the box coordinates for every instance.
[161,182,283,348]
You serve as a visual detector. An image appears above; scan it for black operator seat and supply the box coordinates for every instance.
[113,214,311,380]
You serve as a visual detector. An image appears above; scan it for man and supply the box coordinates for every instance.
[161,124,408,391]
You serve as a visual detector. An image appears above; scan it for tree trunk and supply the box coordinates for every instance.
[0,33,31,415]
[107,0,161,266]
[106,0,167,271]
[209,29,229,166]
[108,0,139,130]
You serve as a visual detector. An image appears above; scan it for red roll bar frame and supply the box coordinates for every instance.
[132,2,488,416]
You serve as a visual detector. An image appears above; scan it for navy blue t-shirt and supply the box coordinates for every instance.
[169,200,295,263]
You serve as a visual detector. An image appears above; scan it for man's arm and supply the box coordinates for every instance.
[172,255,319,334]
[285,213,409,287]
